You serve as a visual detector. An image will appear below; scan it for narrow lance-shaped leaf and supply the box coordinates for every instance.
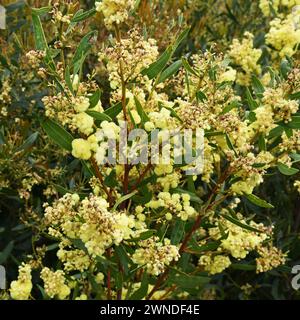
[169,274,210,288]
[104,100,125,119]
[31,13,55,70]
[65,65,74,94]
[245,87,258,110]
[289,91,300,100]
[134,96,149,123]
[41,118,74,151]
[89,89,101,109]
[141,27,190,80]
[182,57,198,76]
[171,219,185,245]
[222,214,263,233]
[251,75,265,96]
[129,272,149,300]
[72,30,98,75]
[15,132,39,152]
[157,59,182,84]
[244,193,274,209]
[31,6,51,16]
[278,162,299,175]
[113,190,138,211]
[85,110,112,122]
[71,8,96,23]
[141,46,173,80]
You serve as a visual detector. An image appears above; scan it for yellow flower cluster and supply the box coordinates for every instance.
[294,180,300,192]
[95,0,135,29]
[229,152,273,195]
[228,32,262,85]
[146,192,196,221]
[209,214,268,259]
[99,30,158,89]
[0,79,12,116]
[72,112,94,135]
[71,138,92,160]
[256,246,287,273]
[44,193,143,257]
[199,254,231,275]
[132,237,179,275]
[10,263,32,300]
[266,8,300,57]
[71,120,121,161]
[57,247,91,272]
[279,130,300,153]
[263,87,298,122]
[260,0,300,16]
[40,267,70,299]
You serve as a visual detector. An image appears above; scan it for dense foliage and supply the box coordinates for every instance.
[1,0,300,300]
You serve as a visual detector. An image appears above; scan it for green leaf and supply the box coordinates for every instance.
[160,103,183,122]
[134,96,150,123]
[289,91,300,100]
[230,263,256,271]
[0,241,14,264]
[188,240,220,253]
[284,116,300,129]
[220,100,241,115]
[104,170,118,188]
[171,219,185,245]
[173,27,190,50]
[52,184,72,196]
[41,119,74,151]
[141,46,173,79]
[157,60,182,84]
[31,6,51,16]
[104,100,125,119]
[89,89,101,109]
[251,75,265,96]
[129,230,157,242]
[245,194,274,209]
[71,8,96,23]
[81,160,95,178]
[225,133,237,156]
[70,239,89,253]
[280,58,292,79]
[222,214,263,233]
[268,125,284,138]
[277,162,299,175]
[32,12,55,70]
[64,66,74,94]
[0,54,11,70]
[72,30,97,75]
[258,133,266,151]
[129,272,148,300]
[15,132,39,152]
[196,91,207,102]
[170,274,210,288]
[245,88,258,110]
[46,243,59,251]
[290,153,300,163]
[113,191,138,211]
[141,28,189,80]
[85,110,112,122]
[114,245,130,276]
[182,57,198,76]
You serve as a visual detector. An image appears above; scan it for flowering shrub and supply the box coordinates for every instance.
[1,0,300,300]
